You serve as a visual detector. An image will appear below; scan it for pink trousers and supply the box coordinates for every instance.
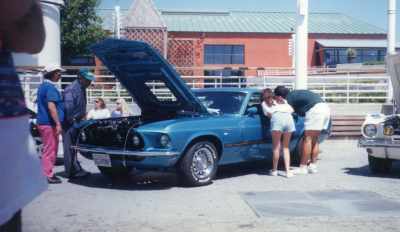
[38,125,59,177]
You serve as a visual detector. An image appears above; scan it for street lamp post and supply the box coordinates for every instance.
[295,0,309,90]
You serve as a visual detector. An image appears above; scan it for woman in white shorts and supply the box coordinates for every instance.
[261,88,295,178]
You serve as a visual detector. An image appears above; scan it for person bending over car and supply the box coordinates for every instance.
[274,86,331,175]
[261,88,295,178]
[62,68,94,179]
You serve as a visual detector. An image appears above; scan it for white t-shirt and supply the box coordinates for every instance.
[0,116,47,225]
[262,100,294,116]
[87,108,111,120]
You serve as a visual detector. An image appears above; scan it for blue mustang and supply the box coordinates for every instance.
[73,39,328,186]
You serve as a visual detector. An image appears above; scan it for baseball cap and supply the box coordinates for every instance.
[78,68,95,81]
[44,64,65,73]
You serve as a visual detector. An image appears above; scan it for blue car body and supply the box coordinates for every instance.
[74,39,328,185]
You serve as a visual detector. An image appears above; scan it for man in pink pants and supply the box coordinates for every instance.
[37,65,65,184]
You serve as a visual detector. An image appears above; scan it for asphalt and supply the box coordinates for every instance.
[23,139,400,232]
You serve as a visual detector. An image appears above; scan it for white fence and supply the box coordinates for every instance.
[19,73,391,105]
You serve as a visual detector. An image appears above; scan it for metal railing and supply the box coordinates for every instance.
[19,72,391,105]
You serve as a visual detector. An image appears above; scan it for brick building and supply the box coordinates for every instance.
[104,0,390,76]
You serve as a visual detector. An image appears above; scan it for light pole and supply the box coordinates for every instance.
[295,0,309,90]
[387,0,396,104]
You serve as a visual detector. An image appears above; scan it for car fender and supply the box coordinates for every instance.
[180,131,224,159]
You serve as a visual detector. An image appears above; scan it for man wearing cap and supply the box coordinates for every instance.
[62,68,95,179]
[36,65,65,184]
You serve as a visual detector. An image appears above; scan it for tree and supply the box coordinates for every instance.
[61,0,106,65]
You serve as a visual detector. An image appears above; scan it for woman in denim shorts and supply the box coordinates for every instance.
[261,88,295,178]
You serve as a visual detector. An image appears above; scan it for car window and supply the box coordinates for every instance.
[247,93,261,108]
[194,91,246,114]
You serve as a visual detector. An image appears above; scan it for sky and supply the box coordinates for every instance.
[99,0,400,38]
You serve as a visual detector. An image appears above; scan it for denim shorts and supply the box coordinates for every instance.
[270,112,295,132]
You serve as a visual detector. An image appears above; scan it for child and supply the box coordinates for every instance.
[261,88,295,178]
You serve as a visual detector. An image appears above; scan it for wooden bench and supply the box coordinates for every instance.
[330,115,364,138]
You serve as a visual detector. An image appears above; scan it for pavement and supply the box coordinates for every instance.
[23,139,400,232]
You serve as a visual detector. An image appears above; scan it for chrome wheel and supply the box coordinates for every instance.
[191,144,216,180]
[179,141,218,186]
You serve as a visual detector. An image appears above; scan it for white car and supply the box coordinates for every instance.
[359,113,400,173]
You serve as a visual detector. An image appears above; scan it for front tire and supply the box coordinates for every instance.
[179,141,218,186]
[368,155,392,174]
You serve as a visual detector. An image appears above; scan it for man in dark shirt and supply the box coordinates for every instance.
[274,86,331,174]
[62,68,94,179]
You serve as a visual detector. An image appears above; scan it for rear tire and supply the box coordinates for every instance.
[179,141,218,186]
[368,155,392,174]
[98,166,133,178]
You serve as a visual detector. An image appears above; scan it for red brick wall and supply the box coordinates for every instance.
[168,32,386,68]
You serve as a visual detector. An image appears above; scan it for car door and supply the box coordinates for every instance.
[239,92,272,160]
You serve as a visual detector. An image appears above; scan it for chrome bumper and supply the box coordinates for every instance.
[71,146,179,157]
[358,138,400,148]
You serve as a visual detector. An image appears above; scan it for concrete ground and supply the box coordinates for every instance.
[23,139,400,232]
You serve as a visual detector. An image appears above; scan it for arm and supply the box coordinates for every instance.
[261,102,273,118]
[48,102,62,135]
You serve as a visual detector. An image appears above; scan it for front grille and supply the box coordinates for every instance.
[79,117,142,148]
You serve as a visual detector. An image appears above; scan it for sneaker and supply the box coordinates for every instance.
[285,171,294,178]
[292,166,308,175]
[308,163,318,174]
[47,175,62,184]
[269,170,278,176]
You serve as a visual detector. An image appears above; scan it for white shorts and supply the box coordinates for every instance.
[304,102,331,131]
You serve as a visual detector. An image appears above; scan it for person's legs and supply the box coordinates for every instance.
[282,131,292,174]
[271,131,282,175]
[62,125,81,177]
[311,134,320,163]
[38,125,58,178]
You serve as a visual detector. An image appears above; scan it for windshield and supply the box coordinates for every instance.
[194,91,246,114]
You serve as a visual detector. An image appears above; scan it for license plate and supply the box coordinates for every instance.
[93,153,111,167]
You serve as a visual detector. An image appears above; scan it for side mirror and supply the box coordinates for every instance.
[246,106,258,116]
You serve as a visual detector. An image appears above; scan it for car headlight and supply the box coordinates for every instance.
[363,124,377,137]
[132,134,141,146]
[160,134,171,147]
[384,125,394,136]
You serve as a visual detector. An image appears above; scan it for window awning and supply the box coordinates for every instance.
[316,39,400,48]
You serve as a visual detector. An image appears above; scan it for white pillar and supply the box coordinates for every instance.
[388,0,396,55]
[295,0,308,90]
[13,0,63,67]
[387,0,396,104]
[115,5,121,39]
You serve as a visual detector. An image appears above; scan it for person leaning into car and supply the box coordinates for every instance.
[274,86,331,175]
[62,68,94,179]
[37,65,65,184]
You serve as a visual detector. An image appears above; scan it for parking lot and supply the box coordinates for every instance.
[23,139,400,232]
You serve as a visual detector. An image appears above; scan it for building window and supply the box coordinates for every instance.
[324,47,386,66]
[204,45,244,64]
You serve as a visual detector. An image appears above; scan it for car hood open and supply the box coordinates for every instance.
[91,39,207,115]
[387,54,400,113]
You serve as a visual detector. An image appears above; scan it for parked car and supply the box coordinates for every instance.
[358,54,400,174]
[72,39,330,186]
[358,114,400,173]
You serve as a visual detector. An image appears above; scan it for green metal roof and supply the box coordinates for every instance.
[160,11,385,34]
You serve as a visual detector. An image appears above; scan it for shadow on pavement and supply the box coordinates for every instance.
[55,160,275,190]
[343,161,400,179]
[55,170,178,190]
[216,160,272,179]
